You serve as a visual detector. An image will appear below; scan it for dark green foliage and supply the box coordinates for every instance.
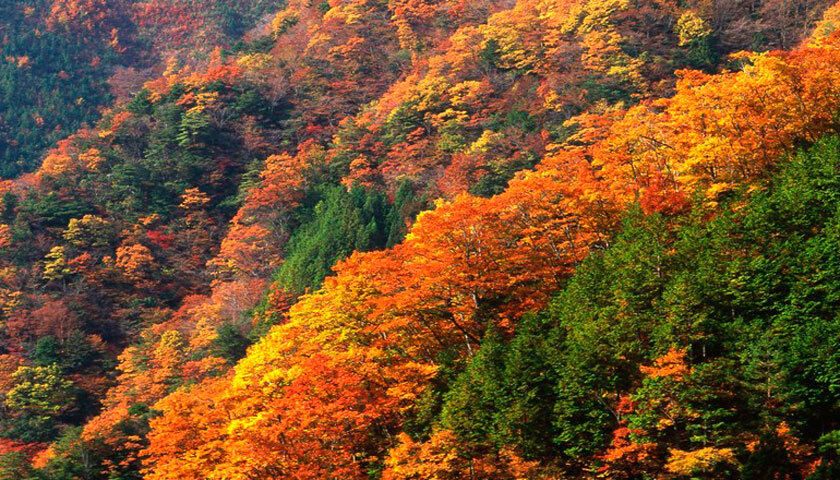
[127,89,154,116]
[440,329,509,454]
[0,193,18,224]
[275,185,396,294]
[212,324,252,363]
[58,330,103,372]
[0,2,117,178]
[0,1,284,179]
[0,453,33,480]
[741,431,803,480]
[26,428,116,480]
[469,153,538,198]
[31,336,61,367]
[810,431,840,479]
[97,77,287,222]
[0,365,79,443]
[386,181,428,247]
[31,332,101,372]
[22,193,92,228]
[437,135,840,475]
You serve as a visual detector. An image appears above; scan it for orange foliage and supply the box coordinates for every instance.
[0,224,10,250]
[9,0,835,477]
[639,348,691,380]
[47,0,129,52]
[115,243,156,282]
[383,430,542,479]
[144,49,242,103]
[142,376,231,479]
[210,149,312,278]
[141,31,840,475]
[600,427,662,478]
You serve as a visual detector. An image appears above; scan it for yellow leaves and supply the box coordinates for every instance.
[383,430,463,479]
[665,447,737,476]
[342,9,364,25]
[575,0,631,33]
[153,330,186,372]
[321,0,367,25]
[229,324,296,390]
[64,214,111,248]
[124,12,840,479]
[571,37,840,202]
[272,10,300,37]
[447,80,485,107]
[811,4,840,41]
[413,75,450,112]
[383,429,541,479]
[157,330,185,352]
[581,28,621,63]
[431,107,469,126]
[5,364,73,414]
[183,91,219,115]
[393,15,420,51]
[226,411,270,437]
[39,152,75,178]
[38,139,107,179]
[98,110,133,139]
[436,25,485,75]
[580,27,643,85]
[143,239,443,475]
[236,53,273,73]
[468,129,505,154]
[179,187,210,210]
[42,246,71,282]
[78,147,104,171]
[656,417,675,430]
[702,182,737,208]
[538,0,581,34]
[676,10,711,46]
[143,376,233,480]
[479,13,540,71]
[187,316,220,352]
[385,361,439,407]
[146,52,242,104]
[140,214,161,227]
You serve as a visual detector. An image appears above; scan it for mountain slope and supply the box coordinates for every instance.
[0,0,281,178]
[0,0,839,478]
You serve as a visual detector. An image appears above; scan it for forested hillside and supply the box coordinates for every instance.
[2,0,840,478]
[0,0,280,177]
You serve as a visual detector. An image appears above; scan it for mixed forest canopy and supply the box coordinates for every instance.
[0,0,281,178]
[2,0,840,478]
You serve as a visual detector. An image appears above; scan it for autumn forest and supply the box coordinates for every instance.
[1,0,840,478]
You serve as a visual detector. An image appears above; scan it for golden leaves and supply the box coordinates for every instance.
[115,243,155,281]
[676,10,711,47]
[665,447,737,476]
